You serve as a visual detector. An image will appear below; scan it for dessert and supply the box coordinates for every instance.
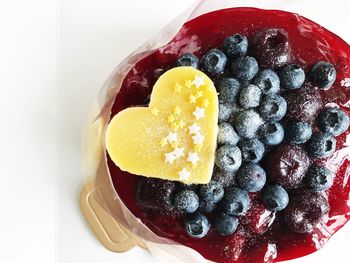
[103,7,350,263]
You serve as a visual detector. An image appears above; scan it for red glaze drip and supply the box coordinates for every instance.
[107,8,350,263]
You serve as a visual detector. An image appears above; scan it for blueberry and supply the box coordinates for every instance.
[217,122,239,146]
[279,64,305,90]
[199,180,224,203]
[238,84,262,109]
[285,121,312,144]
[200,48,227,75]
[258,122,284,146]
[317,107,350,136]
[215,145,242,172]
[177,182,198,192]
[213,211,239,236]
[305,165,334,191]
[238,138,265,163]
[284,190,329,233]
[173,190,199,213]
[223,34,248,58]
[262,185,289,211]
[216,78,241,104]
[309,61,336,89]
[199,199,217,213]
[236,163,266,192]
[233,109,264,138]
[175,53,199,68]
[252,69,280,94]
[221,187,250,216]
[231,56,259,81]
[308,132,336,158]
[219,103,233,122]
[259,94,287,122]
[136,178,176,211]
[184,212,210,238]
[212,168,235,187]
[251,28,291,69]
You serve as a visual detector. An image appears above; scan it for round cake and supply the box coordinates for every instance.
[104,8,350,263]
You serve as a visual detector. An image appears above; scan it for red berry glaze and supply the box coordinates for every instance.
[284,190,329,233]
[241,198,276,235]
[107,8,350,263]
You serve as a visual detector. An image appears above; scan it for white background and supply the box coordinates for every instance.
[0,0,349,262]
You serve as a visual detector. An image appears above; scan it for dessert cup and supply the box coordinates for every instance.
[80,2,350,262]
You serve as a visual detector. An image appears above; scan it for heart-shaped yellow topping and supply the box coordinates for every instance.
[106,67,218,184]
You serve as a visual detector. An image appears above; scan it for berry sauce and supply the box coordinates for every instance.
[107,8,350,263]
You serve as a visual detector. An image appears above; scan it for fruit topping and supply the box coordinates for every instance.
[218,103,233,122]
[284,82,324,124]
[279,64,305,90]
[177,182,198,192]
[173,189,200,213]
[201,48,228,76]
[308,132,336,159]
[309,61,336,89]
[317,107,350,136]
[217,122,239,146]
[267,144,310,189]
[221,231,247,261]
[251,28,291,68]
[262,185,289,211]
[199,199,217,214]
[223,34,248,58]
[212,168,235,187]
[258,122,285,146]
[285,121,312,144]
[233,109,264,138]
[238,138,265,163]
[238,84,262,109]
[241,199,276,234]
[221,187,251,216]
[284,190,329,233]
[213,211,239,236]
[175,53,199,68]
[215,145,242,172]
[136,178,176,211]
[304,164,334,192]
[252,69,280,94]
[231,56,259,80]
[236,163,267,192]
[184,212,210,238]
[259,94,287,122]
[216,78,241,104]
[199,180,224,203]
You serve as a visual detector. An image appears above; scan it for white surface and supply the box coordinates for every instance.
[0,0,349,263]
[0,1,57,263]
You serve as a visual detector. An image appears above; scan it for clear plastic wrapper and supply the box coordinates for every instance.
[80,1,350,262]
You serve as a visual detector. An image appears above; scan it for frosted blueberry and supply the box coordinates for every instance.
[239,84,262,109]
[253,69,280,94]
[233,109,264,138]
[217,122,240,146]
[215,145,242,172]
[238,138,265,163]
